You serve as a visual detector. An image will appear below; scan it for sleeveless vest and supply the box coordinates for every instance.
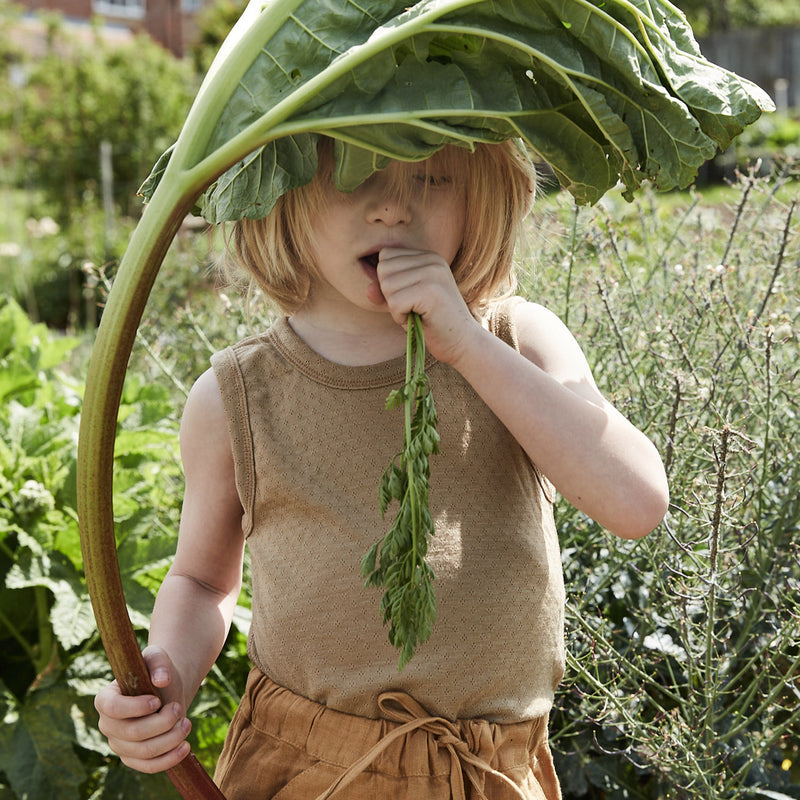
[210,298,565,722]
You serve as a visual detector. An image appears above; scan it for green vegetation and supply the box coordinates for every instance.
[672,0,800,35]
[362,314,440,671]
[0,5,198,330]
[0,9,196,223]
[524,166,800,798]
[1,164,797,798]
[0,288,250,798]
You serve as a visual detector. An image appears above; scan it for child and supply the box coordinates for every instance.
[94,137,669,800]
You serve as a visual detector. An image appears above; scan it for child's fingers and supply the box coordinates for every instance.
[377,250,453,319]
[102,701,192,769]
[94,680,162,722]
[98,694,184,741]
[109,713,193,774]
[142,645,174,689]
[118,740,192,775]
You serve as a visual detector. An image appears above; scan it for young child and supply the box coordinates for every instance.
[94,137,669,800]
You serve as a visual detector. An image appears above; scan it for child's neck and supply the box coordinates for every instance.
[287,307,408,366]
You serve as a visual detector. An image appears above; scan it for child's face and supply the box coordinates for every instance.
[306,154,467,318]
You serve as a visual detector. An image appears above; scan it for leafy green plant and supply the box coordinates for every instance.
[0,298,180,798]
[361,314,440,670]
[671,0,800,35]
[0,296,251,799]
[189,0,250,75]
[1,14,196,223]
[732,112,800,163]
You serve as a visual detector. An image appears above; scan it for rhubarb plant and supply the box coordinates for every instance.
[76,1,773,796]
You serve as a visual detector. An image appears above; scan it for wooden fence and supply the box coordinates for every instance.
[699,27,800,111]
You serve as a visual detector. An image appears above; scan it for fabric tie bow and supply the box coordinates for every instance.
[313,691,529,800]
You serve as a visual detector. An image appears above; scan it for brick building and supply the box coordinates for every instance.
[12,0,214,56]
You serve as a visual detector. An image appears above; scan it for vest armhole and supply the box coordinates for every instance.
[210,347,256,538]
[487,295,526,352]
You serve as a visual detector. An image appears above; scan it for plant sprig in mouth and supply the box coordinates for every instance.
[361,312,439,671]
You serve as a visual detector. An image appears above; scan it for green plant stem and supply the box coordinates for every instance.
[701,425,728,760]
[566,600,685,708]
[721,176,753,265]
[562,202,579,327]
[663,373,681,477]
[77,181,225,799]
[135,328,190,398]
[410,313,429,582]
[0,606,38,666]
[599,210,646,327]
[595,279,646,395]
[184,304,218,355]
[754,199,796,323]
[404,317,418,577]
[563,649,649,736]
[649,192,700,283]
[34,585,53,676]
[758,328,773,525]
[725,646,800,741]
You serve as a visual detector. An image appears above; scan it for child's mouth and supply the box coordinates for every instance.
[360,251,380,272]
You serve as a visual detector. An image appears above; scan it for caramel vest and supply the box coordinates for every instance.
[210,298,565,722]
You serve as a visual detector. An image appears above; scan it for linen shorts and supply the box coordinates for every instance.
[214,668,562,800]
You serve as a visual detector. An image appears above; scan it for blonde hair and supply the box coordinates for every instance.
[226,138,536,315]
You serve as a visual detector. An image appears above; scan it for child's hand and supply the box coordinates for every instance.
[376,247,479,365]
[94,646,192,774]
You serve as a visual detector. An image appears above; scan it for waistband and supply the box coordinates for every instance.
[238,669,554,800]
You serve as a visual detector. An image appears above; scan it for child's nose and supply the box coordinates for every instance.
[366,193,412,227]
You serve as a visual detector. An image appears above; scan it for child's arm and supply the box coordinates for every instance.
[449,301,669,538]
[377,248,669,539]
[95,369,245,773]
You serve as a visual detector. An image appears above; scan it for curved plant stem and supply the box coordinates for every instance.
[76,185,226,799]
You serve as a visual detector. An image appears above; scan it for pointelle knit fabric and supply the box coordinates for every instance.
[209,296,566,723]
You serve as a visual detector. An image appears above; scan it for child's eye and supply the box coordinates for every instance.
[414,174,452,189]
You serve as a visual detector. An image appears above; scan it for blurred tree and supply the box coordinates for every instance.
[189,0,249,75]
[1,13,196,222]
[672,0,800,34]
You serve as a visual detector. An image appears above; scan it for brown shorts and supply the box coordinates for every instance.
[214,668,562,800]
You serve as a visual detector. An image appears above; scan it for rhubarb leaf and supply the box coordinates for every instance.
[140,0,774,218]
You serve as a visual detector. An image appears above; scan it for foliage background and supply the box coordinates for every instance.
[1,1,799,798]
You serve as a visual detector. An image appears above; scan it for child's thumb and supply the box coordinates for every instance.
[142,645,173,689]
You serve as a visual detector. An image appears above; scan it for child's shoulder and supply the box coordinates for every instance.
[487,296,567,342]
[181,368,227,440]
[513,299,568,337]
[494,297,591,382]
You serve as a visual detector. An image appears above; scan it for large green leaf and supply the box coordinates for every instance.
[140,0,773,218]
[0,684,86,800]
[6,534,96,651]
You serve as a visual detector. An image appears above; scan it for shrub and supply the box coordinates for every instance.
[0,297,246,798]
[0,11,196,223]
[520,167,800,798]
